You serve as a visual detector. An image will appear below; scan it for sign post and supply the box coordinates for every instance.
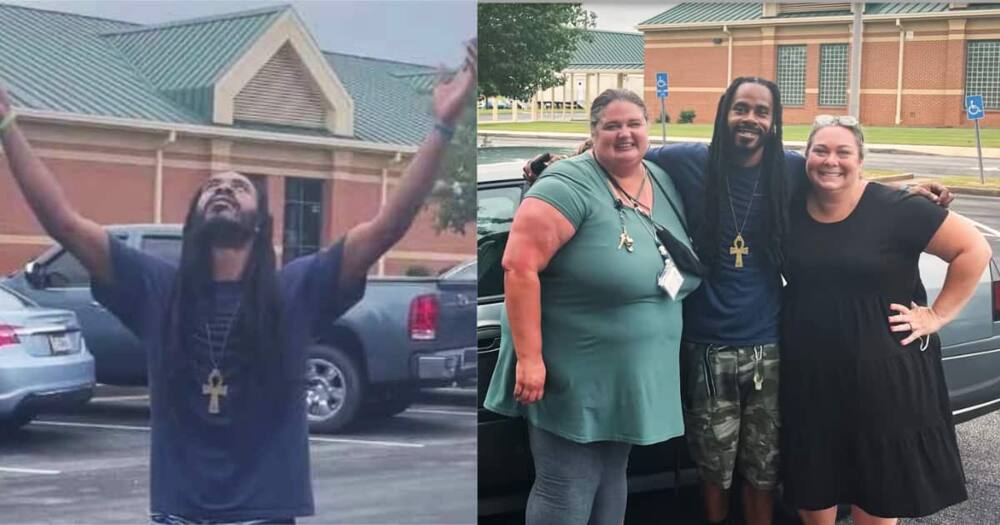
[656,72,669,144]
[966,95,986,185]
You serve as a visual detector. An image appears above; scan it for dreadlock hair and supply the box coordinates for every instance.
[696,76,789,273]
[165,175,283,386]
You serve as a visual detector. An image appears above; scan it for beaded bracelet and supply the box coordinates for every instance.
[434,121,455,141]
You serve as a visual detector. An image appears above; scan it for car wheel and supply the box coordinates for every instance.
[304,344,364,433]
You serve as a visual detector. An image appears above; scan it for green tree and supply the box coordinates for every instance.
[478,3,594,101]
[431,101,476,234]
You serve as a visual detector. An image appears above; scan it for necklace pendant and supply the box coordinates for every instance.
[729,233,749,268]
[202,367,228,415]
[618,231,635,253]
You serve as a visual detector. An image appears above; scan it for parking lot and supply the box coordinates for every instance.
[0,385,476,524]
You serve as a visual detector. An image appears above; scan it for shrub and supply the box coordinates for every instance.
[679,110,696,124]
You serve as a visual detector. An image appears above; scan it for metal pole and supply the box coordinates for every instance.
[849,4,863,117]
[975,119,985,184]
[660,98,667,144]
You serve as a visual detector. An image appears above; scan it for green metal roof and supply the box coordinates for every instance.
[641,3,998,26]
[568,30,644,70]
[102,5,286,119]
[641,3,762,26]
[324,52,436,146]
[0,3,435,146]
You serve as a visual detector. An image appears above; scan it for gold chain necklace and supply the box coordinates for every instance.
[724,173,761,269]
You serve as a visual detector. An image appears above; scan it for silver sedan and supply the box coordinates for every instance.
[0,284,94,432]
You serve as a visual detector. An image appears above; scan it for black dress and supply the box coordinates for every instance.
[780,183,967,518]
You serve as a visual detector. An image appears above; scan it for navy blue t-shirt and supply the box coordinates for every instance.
[645,143,806,345]
[92,236,365,521]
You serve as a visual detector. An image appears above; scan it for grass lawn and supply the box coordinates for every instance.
[477,121,1000,148]
[936,175,1000,189]
[864,169,908,179]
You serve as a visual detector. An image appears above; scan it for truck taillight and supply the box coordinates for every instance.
[0,325,21,348]
[409,294,439,341]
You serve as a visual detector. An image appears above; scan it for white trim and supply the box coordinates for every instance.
[953,395,1000,415]
[942,347,1000,361]
[0,467,61,475]
[214,10,354,135]
[13,108,416,155]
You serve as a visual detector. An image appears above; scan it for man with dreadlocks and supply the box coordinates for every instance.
[0,43,475,524]
[525,77,950,525]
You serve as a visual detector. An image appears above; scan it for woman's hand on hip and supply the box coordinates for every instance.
[514,357,546,404]
[889,301,944,346]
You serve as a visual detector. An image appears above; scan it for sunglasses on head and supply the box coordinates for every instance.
[813,114,860,128]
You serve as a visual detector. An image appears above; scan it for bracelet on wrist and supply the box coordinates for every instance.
[0,111,15,136]
[434,121,455,141]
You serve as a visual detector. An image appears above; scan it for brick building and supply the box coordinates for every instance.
[0,4,472,275]
[638,2,1000,127]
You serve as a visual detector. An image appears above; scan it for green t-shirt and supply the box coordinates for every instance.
[484,154,702,445]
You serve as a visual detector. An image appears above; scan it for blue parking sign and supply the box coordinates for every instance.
[656,72,668,99]
[966,95,984,120]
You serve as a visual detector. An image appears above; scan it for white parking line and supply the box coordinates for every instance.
[968,217,1000,238]
[34,421,149,432]
[91,395,150,402]
[407,408,476,417]
[308,437,425,448]
[0,467,61,475]
[31,420,427,448]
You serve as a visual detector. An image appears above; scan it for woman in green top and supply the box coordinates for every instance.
[484,89,702,525]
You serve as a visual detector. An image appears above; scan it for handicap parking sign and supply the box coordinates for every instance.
[966,95,984,120]
[656,72,668,99]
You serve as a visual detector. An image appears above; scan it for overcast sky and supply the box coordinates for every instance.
[6,0,475,66]
[584,2,673,33]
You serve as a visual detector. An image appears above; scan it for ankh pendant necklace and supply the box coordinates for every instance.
[724,173,761,269]
[202,301,241,415]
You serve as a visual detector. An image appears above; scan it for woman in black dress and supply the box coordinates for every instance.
[780,116,992,524]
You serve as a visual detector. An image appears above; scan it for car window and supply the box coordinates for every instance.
[142,235,182,264]
[0,287,26,309]
[44,250,91,288]
[477,184,522,298]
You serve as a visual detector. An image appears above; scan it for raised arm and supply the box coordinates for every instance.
[0,88,111,283]
[338,41,476,289]
[889,213,992,345]
[502,197,575,404]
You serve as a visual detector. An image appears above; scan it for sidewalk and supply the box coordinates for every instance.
[477,129,1000,159]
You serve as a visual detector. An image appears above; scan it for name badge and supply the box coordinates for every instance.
[657,257,684,299]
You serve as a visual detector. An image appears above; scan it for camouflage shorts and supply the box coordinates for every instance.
[679,341,780,490]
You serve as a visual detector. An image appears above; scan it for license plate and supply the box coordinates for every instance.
[49,334,73,355]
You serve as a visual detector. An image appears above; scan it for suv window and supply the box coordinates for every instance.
[477,184,522,298]
[142,235,182,264]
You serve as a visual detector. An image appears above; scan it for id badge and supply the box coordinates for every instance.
[657,257,684,299]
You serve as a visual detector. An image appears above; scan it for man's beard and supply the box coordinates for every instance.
[724,125,769,161]
[192,212,257,249]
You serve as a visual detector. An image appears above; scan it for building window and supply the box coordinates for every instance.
[819,44,849,106]
[283,178,323,264]
[777,45,807,106]
[966,40,1000,110]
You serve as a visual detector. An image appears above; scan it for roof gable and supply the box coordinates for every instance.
[101,5,285,119]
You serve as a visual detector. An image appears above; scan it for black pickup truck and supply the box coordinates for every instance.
[3,224,476,433]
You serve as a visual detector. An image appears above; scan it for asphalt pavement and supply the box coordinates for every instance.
[0,385,476,524]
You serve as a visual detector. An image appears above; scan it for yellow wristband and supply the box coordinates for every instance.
[0,111,15,135]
